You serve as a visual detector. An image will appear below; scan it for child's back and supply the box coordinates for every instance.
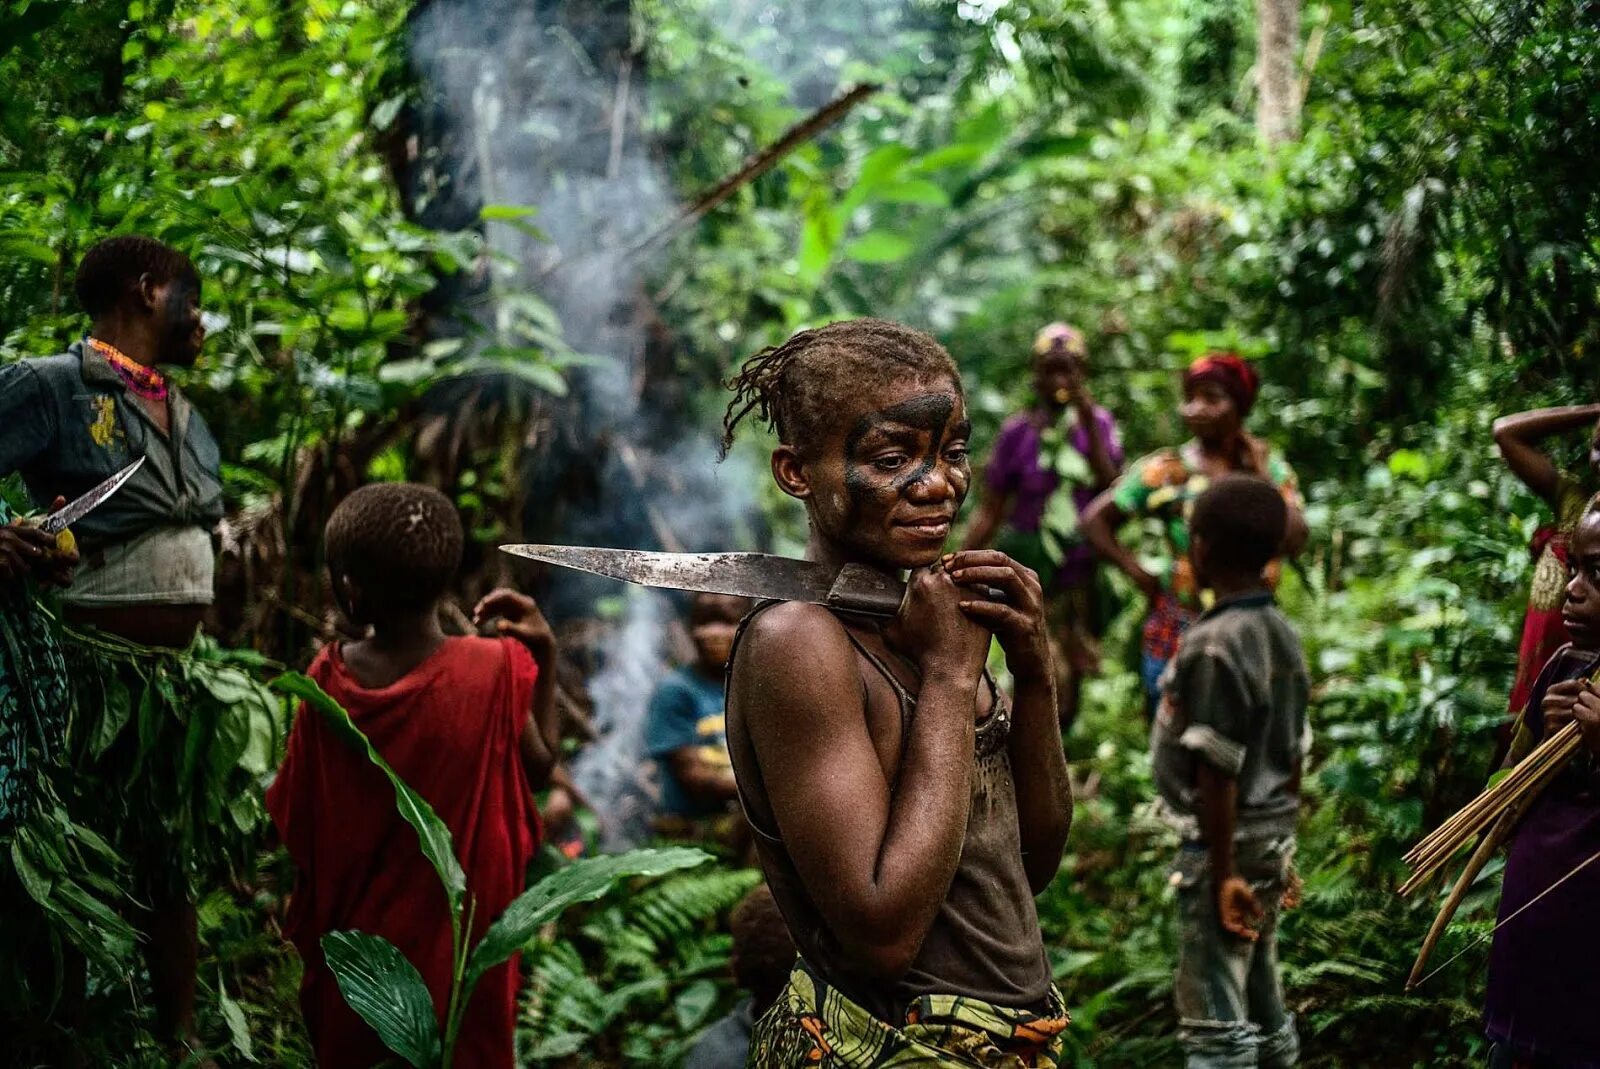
[1151,593,1308,842]
[270,635,539,1069]
[268,483,557,1069]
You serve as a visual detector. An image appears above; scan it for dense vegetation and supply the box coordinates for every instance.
[2,0,1597,1064]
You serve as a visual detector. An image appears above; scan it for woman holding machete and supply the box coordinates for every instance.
[717,318,1071,1068]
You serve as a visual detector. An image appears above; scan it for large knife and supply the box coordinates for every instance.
[500,544,909,615]
[36,456,147,534]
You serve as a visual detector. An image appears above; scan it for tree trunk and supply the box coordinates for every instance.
[1254,0,1301,145]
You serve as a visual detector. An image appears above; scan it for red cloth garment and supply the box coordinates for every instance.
[268,636,540,1069]
[1508,528,1573,716]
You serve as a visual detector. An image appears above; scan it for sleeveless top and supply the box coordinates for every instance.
[726,603,1053,1022]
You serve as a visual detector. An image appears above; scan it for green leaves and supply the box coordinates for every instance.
[843,231,914,265]
[273,673,467,915]
[322,931,442,1068]
[461,848,710,1002]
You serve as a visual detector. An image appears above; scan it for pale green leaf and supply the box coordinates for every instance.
[217,971,258,1062]
[843,231,914,264]
[322,931,442,1068]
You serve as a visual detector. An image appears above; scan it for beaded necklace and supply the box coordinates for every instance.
[86,336,168,401]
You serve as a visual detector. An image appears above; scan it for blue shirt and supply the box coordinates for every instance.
[0,342,224,550]
[644,666,730,818]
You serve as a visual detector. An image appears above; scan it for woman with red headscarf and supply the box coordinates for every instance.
[1081,352,1308,718]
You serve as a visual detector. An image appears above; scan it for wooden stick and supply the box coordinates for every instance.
[1402,724,1582,891]
[626,82,881,259]
[1407,806,1518,989]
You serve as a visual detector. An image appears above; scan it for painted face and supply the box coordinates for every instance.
[1588,417,1600,476]
[809,378,971,570]
[1033,349,1083,410]
[156,278,205,367]
[1563,512,1600,650]
[1180,379,1241,443]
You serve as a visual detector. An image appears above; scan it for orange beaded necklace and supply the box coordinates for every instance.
[86,336,168,401]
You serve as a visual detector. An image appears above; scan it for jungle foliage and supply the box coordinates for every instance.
[1,0,1597,1065]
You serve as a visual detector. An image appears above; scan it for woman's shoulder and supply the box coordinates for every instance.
[1125,446,1189,483]
[994,411,1040,444]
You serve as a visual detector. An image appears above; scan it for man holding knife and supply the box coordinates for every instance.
[0,235,224,1058]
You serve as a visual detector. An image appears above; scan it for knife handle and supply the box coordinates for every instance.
[10,516,76,555]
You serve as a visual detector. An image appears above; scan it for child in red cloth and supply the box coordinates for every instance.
[268,483,559,1068]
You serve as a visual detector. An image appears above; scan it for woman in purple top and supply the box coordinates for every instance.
[1485,496,1600,1068]
[965,323,1123,730]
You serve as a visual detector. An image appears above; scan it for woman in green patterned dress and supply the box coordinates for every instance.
[1081,352,1307,720]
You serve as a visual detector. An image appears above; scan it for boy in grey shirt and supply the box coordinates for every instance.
[1152,474,1309,1068]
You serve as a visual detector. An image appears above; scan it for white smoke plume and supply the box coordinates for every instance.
[406,0,910,847]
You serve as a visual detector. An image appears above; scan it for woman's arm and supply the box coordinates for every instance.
[732,574,989,980]
[1492,404,1600,506]
[946,550,1071,892]
[1080,491,1161,600]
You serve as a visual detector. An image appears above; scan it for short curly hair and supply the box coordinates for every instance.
[74,236,201,319]
[325,483,463,617]
[721,318,961,459]
[1190,474,1287,576]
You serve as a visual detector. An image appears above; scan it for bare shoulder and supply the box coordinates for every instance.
[736,600,853,663]
[730,601,862,719]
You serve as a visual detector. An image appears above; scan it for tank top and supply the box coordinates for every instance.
[726,603,1053,1022]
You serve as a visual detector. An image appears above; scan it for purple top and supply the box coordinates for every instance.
[985,406,1123,587]
[1485,644,1600,1065]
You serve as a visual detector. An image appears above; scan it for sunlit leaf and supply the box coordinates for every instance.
[322,931,441,1068]
[843,231,914,264]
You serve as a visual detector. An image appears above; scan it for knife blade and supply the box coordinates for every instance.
[38,456,147,535]
[499,544,909,616]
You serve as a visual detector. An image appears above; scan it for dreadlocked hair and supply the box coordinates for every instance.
[721,318,960,459]
[74,236,200,319]
[325,483,463,617]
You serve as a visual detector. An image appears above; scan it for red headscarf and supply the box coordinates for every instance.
[1184,351,1260,417]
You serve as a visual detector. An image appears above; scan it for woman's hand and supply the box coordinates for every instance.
[0,496,77,590]
[1541,678,1589,735]
[943,549,1051,681]
[890,563,992,684]
[1570,681,1600,758]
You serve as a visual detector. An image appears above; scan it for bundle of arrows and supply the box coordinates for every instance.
[1401,721,1582,897]
[1399,717,1592,989]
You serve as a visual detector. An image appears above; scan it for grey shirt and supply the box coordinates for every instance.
[0,341,223,552]
[1151,590,1309,841]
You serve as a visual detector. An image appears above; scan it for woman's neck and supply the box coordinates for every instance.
[804,528,905,577]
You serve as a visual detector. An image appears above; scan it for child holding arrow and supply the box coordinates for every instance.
[1484,496,1600,1068]
[718,318,1072,1067]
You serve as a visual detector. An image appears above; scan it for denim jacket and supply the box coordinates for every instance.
[0,341,223,550]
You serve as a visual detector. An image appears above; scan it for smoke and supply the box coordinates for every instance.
[405,0,907,847]
[570,589,670,851]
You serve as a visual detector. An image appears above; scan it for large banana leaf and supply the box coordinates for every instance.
[459,847,710,1002]
[273,673,467,915]
[322,930,442,1068]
